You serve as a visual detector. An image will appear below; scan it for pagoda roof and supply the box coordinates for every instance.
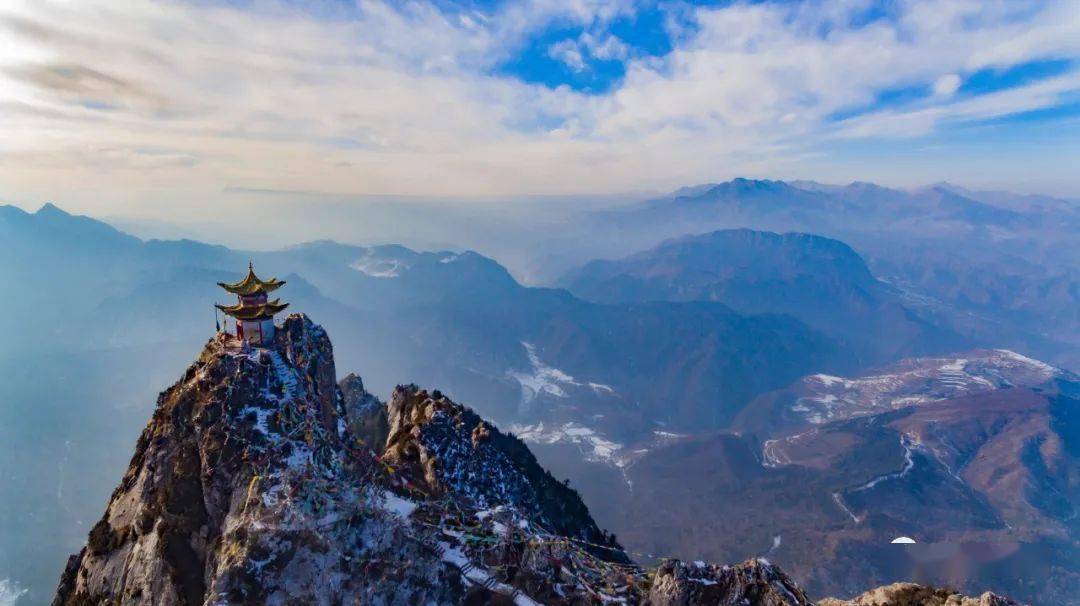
[218,264,285,296]
[215,299,289,320]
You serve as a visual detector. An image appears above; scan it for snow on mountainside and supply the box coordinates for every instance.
[508,341,618,416]
[350,254,408,278]
[739,349,1070,435]
[508,421,689,474]
[511,422,622,463]
[598,383,1077,605]
[348,246,462,278]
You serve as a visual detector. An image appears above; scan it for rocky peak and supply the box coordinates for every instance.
[338,371,369,402]
[648,558,811,606]
[383,384,625,560]
[338,372,388,450]
[819,582,1020,605]
[54,314,463,605]
[277,314,340,434]
[34,201,67,216]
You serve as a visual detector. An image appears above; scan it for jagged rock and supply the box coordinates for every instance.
[471,422,491,446]
[384,383,626,560]
[819,582,1022,606]
[647,558,811,606]
[339,372,389,451]
[277,314,340,436]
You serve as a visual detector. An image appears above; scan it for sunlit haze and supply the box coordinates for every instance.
[2,0,1079,224]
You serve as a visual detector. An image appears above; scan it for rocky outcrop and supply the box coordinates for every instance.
[54,315,462,605]
[383,383,625,560]
[819,582,1021,605]
[648,558,811,605]
[339,372,388,450]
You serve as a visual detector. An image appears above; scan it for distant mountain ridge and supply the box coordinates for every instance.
[588,177,1079,371]
[630,177,1077,237]
[561,228,967,365]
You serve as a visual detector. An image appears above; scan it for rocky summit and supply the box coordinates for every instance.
[819,583,1020,606]
[52,315,1023,605]
[53,315,466,605]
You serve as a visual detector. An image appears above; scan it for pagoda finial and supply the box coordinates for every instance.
[249,259,254,271]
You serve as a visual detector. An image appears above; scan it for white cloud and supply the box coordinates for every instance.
[834,69,1080,138]
[0,0,1077,211]
[933,74,962,97]
[549,39,587,71]
[549,31,630,71]
[580,32,630,62]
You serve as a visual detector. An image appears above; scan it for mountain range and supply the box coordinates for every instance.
[578,179,1078,371]
[0,203,844,603]
[1,175,1077,604]
[560,228,967,366]
[51,312,1020,605]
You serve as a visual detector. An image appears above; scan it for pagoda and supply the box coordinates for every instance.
[216,262,289,346]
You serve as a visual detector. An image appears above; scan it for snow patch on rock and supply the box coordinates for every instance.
[380,492,418,519]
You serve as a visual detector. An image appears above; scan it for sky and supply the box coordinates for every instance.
[1,0,1079,219]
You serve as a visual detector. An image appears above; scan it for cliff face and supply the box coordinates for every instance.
[338,372,388,450]
[54,315,461,605]
[52,314,1022,605]
[383,383,624,558]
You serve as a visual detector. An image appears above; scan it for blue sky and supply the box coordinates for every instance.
[1,0,1079,215]
[496,1,678,93]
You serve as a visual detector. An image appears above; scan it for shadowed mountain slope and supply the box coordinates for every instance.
[561,229,968,365]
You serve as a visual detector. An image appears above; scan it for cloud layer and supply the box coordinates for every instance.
[1,0,1078,211]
